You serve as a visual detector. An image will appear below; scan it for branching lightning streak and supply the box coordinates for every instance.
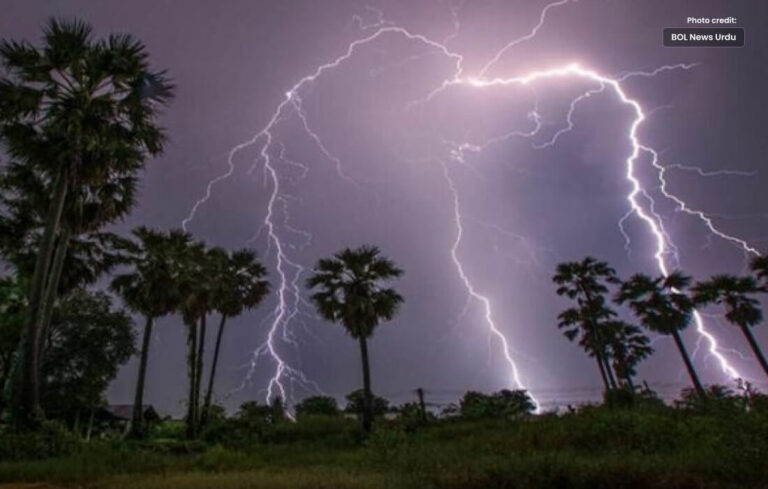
[183,1,759,408]
[182,24,466,407]
[441,160,541,412]
[477,0,571,78]
[451,64,750,379]
[663,163,757,178]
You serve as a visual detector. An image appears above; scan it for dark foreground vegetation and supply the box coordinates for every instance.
[2,390,768,489]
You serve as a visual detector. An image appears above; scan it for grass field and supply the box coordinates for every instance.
[1,404,767,489]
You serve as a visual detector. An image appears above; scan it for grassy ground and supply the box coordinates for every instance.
[1,405,767,489]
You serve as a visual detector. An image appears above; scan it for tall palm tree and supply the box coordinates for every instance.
[553,257,621,391]
[176,241,215,439]
[1,18,173,428]
[692,275,768,379]
[1,160,139,370]
[200,249,269,427]
[616,272,706,398]
[306,246,403,433]
[110,228,185,437]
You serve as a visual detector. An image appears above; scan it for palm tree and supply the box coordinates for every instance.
[110,228,185,437]
[176,241,216,439]
[200,249,269,427]
[1,160,139,373]
[616,272,706,398]
[605,320,653,389]
[306,246,403,433]
[751,256,768,290]
[1,19,173,428]
[553,257,621,391]
[693,275,768,379]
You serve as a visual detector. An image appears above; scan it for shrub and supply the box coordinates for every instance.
[0,421,81,461]
[295,396,340,417]
[149,419,185,440]
[459,389,535,420]
[344,390,389,417]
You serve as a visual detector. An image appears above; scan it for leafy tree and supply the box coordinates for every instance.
[459,390,535,420]
[0,18,172,428]
[2,161,136,363]
[396,402,435,427]
[606,320,653,389]
[0,277,26,414]
[553,257,621,391]
[40,290,136,424]
[201,249,269,427]
[110,227,187,437]
[616,272,706,398]
[693,275,768,379]
[307,246,404,433]
[675,384,740,414]
[751,256,768,289]
[295,395,340,417]
[344,389,390,418]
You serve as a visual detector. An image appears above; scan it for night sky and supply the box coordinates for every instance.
[3,0,768,415]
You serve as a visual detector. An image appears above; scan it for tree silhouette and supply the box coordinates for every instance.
[200,249,269,427]
[751,256,768,288]
[176,240,212,439]
[693,275,767,379]
[110,228,186,437]
[616,272,706,398]
[295,395,340,417]
[306,246,403,433]
[605,320,653,389]
[0,18,173,428]
[553,257,621,391]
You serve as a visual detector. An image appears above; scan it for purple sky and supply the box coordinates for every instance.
[3,0,768,414]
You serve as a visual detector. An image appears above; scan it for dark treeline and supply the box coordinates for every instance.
[553,256,768,400]
[0,19,409,441]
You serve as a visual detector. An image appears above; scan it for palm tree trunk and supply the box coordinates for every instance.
[625,374,636,392]
[201,314,227,427]
[739,323,768,379]
[671,331,706,398]
[193,315,206,432]
[13,171,69,429]
[579,284,616,391]
[130,316,154,438]
[594,356,611,391]
[358,336,373,433]
[185,319,198,439]
[602,355,618,390]
[36,226,72,368]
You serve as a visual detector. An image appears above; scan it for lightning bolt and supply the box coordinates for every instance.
[663,163,757,178]
[477,0,571,78]
[182,1,759,410]
[441,64,750,380]
[441,159,541,411]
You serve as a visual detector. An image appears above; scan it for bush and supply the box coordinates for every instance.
[0,421,81,461]
[344,390,389,417]
[265,415,358,445]
[295,396,340,418]
[675,384,744,416]
[149,419,185,440]
[459,389,535,420]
